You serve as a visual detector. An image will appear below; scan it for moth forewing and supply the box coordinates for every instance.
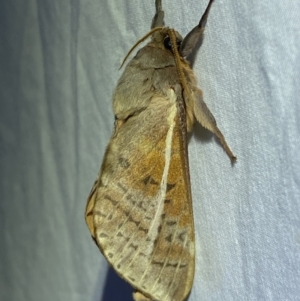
[86,1,235,301]
[87,90,195,301]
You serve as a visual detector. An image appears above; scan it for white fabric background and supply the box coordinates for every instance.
[1,0,300,301]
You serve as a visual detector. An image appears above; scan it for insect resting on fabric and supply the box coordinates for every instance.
[85,0,236,300]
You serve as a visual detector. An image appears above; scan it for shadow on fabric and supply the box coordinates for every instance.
[101,267,133,301]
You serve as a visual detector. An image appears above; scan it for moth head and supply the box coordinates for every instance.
[151,0,215,58]
[151,28,183,54]
[120,0,215,69]
[163,35,181,53]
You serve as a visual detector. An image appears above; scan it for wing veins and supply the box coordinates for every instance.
[149,219,181,295]
[123,104,177,272]
[164,232,189,301]
[97,129,167,228]
[110,161,163,264]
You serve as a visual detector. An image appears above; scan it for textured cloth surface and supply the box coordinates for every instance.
[1,1,300,301]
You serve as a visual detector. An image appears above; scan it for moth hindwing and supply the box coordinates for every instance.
[85,1,235,301]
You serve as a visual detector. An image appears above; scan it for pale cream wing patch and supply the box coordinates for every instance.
[86,90,195,301]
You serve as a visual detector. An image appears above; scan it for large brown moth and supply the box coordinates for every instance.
[85,0,236,300]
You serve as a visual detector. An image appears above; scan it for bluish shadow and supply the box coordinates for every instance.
[101,267,133,301]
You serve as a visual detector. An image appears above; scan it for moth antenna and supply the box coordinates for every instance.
[151,0,164,28]
[180,0,215,57]
[119,27,164,69]
[168,29,194,108]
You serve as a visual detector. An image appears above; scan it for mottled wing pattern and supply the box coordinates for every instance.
[86,90,195,301]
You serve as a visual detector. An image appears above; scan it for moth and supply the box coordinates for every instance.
[85,0,236,300]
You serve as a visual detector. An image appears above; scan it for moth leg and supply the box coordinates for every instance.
[180,0,214,57]
[193,89,236,161]
[151,0,164,29]
[133,291,152,301]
